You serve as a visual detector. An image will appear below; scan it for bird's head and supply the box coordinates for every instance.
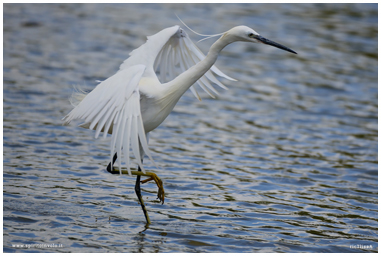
[224,25,297,54]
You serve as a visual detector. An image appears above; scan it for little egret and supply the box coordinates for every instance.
[63,24,296,224]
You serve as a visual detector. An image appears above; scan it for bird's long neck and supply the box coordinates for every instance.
[162,35,230,101]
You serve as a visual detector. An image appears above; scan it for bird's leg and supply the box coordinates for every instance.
[106,153,119,174]
[140,174,164,204]
[140,172,164,204]
[106,154,163,223]
[106,152,164,203]
[135,166,151,224]
[111,166,165,204]
[106,153,150,223]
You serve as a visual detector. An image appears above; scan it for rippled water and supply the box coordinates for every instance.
[3,3,378,253]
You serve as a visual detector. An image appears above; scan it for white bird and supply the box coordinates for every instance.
[63,24,296,224]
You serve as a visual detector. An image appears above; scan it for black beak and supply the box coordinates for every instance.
[257,35,297,54]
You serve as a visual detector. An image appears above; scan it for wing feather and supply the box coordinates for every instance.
[130,115,142,172]
[63,65,155,175]
[119,25,235,100]
[63,25,237,173]
[180,40,221,96]
[95,99,117,138]
[102,104,117,138]
[115,107,125,174]
[153,27,235,99]
[182,35,236,82]
[122,116,132,174]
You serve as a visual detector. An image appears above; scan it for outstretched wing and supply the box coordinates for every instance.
[154,28,236,100]
[120,25,236,100]
[63,65,154,175]
[119,26,180,80]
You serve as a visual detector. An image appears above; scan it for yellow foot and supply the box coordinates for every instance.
[141,174,165,204]
[113,167,165,204]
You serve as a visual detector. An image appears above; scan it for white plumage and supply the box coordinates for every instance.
[63,25,234,174]
[63,24,296,176]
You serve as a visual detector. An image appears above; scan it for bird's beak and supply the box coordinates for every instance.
[256,35,297,54]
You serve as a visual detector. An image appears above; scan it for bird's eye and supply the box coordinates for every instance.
[248,33,254,38]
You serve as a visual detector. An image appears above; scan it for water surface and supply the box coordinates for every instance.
[3,3,377,253]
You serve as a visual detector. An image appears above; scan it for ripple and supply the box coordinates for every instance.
[3,3,378,253]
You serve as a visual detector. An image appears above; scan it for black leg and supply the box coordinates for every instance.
[106,153,118,174]
[106,153,151,224]
[135,166,150,224]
